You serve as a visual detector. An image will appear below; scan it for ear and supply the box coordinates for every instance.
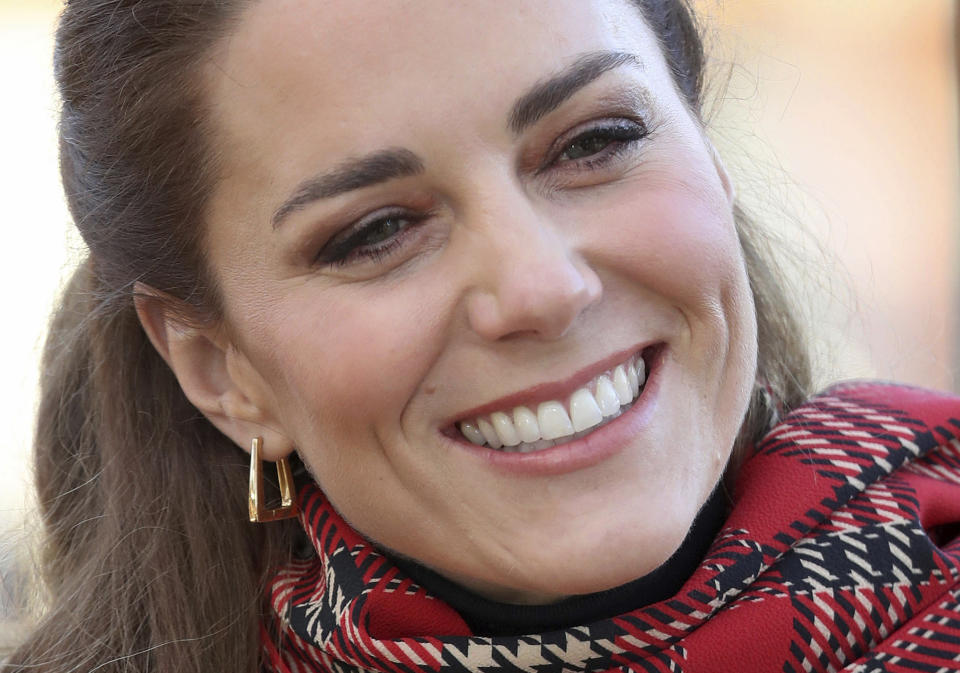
[705,138,736,205]
[133,283,294,462]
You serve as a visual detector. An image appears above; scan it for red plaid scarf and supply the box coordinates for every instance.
[262,382,960,672]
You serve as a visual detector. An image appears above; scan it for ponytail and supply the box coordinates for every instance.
[7,259,298,672]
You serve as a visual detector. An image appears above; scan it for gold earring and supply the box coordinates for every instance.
[248,437,299,523]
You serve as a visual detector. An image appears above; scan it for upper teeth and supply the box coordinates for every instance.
[458,355,646,452]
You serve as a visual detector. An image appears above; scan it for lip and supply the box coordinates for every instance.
[445,342,660,426]
[441,344,666,477]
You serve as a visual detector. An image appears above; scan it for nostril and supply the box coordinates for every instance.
[469,292,579,342]
[464,289,506,341]
[462,215,603,342]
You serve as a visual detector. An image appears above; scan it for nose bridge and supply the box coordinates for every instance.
[464,186,602,341]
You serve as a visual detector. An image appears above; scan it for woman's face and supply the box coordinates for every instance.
[203,0,757,602]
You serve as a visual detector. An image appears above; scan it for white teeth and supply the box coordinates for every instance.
[569,387,603,432]
[626,358,640,397]
[491,411,521,447]
[460,420,486,445]
[538,401,574,440]
[512,406,541,443]
[457,352,650,452]
[477,418,502,449]
[612,365,632,404]
[594,375,621,417]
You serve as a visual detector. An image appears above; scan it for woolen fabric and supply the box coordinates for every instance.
[261,382,960,672]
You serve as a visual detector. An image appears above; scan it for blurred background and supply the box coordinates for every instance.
[0,0,957,648]
[701,0,958,394]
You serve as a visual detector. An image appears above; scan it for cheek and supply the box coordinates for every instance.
[583,174,758,405]
[249,280,452,435]
[587,181,747,317]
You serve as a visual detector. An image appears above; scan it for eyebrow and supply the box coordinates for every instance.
[271,49,642,229]
[272,148,424,228]
[508,50,642,135]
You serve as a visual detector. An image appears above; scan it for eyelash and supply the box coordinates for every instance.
[546,117,649,173]
[316,117,649,268]
[318,209,430,267]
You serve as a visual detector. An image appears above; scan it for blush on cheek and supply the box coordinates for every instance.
[588,189,741,305]
[262,283,449,436]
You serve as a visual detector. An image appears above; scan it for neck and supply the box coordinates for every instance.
[390,486,729,635]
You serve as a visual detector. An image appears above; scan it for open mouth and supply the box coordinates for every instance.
[453,345,661,453]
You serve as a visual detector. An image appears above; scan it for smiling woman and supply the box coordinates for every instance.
[5,1,960,672]
[191,0,758,604]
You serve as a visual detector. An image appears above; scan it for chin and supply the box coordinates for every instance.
[490,520,692,604]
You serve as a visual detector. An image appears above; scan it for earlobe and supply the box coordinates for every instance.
[132,283,295,461]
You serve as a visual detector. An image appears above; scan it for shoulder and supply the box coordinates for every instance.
[748,379,960,501]
[784,379,960,441]
[819,378,960,413]
[723,382,960,671]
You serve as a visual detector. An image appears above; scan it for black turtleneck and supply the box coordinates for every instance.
[391,487,728,636]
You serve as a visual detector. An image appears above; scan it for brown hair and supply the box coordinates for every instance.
[5,1,810,671]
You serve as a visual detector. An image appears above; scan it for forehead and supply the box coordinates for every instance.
[202,0,679,247]
[216,0,655,85]
[207,0,670,145]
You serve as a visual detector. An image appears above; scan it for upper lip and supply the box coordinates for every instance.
[444,341,658,426]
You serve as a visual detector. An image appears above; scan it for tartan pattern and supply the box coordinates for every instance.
[263,383,960,672]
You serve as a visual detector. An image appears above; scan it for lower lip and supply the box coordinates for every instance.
[443,347,665,477]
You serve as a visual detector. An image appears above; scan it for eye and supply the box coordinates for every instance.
[316,209,427,268]
[551,118,649,169]
[353,216,405,247]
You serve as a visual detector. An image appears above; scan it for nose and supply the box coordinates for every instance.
[464,202,603,342]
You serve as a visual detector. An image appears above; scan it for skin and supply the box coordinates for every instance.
[140,0,758,603]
